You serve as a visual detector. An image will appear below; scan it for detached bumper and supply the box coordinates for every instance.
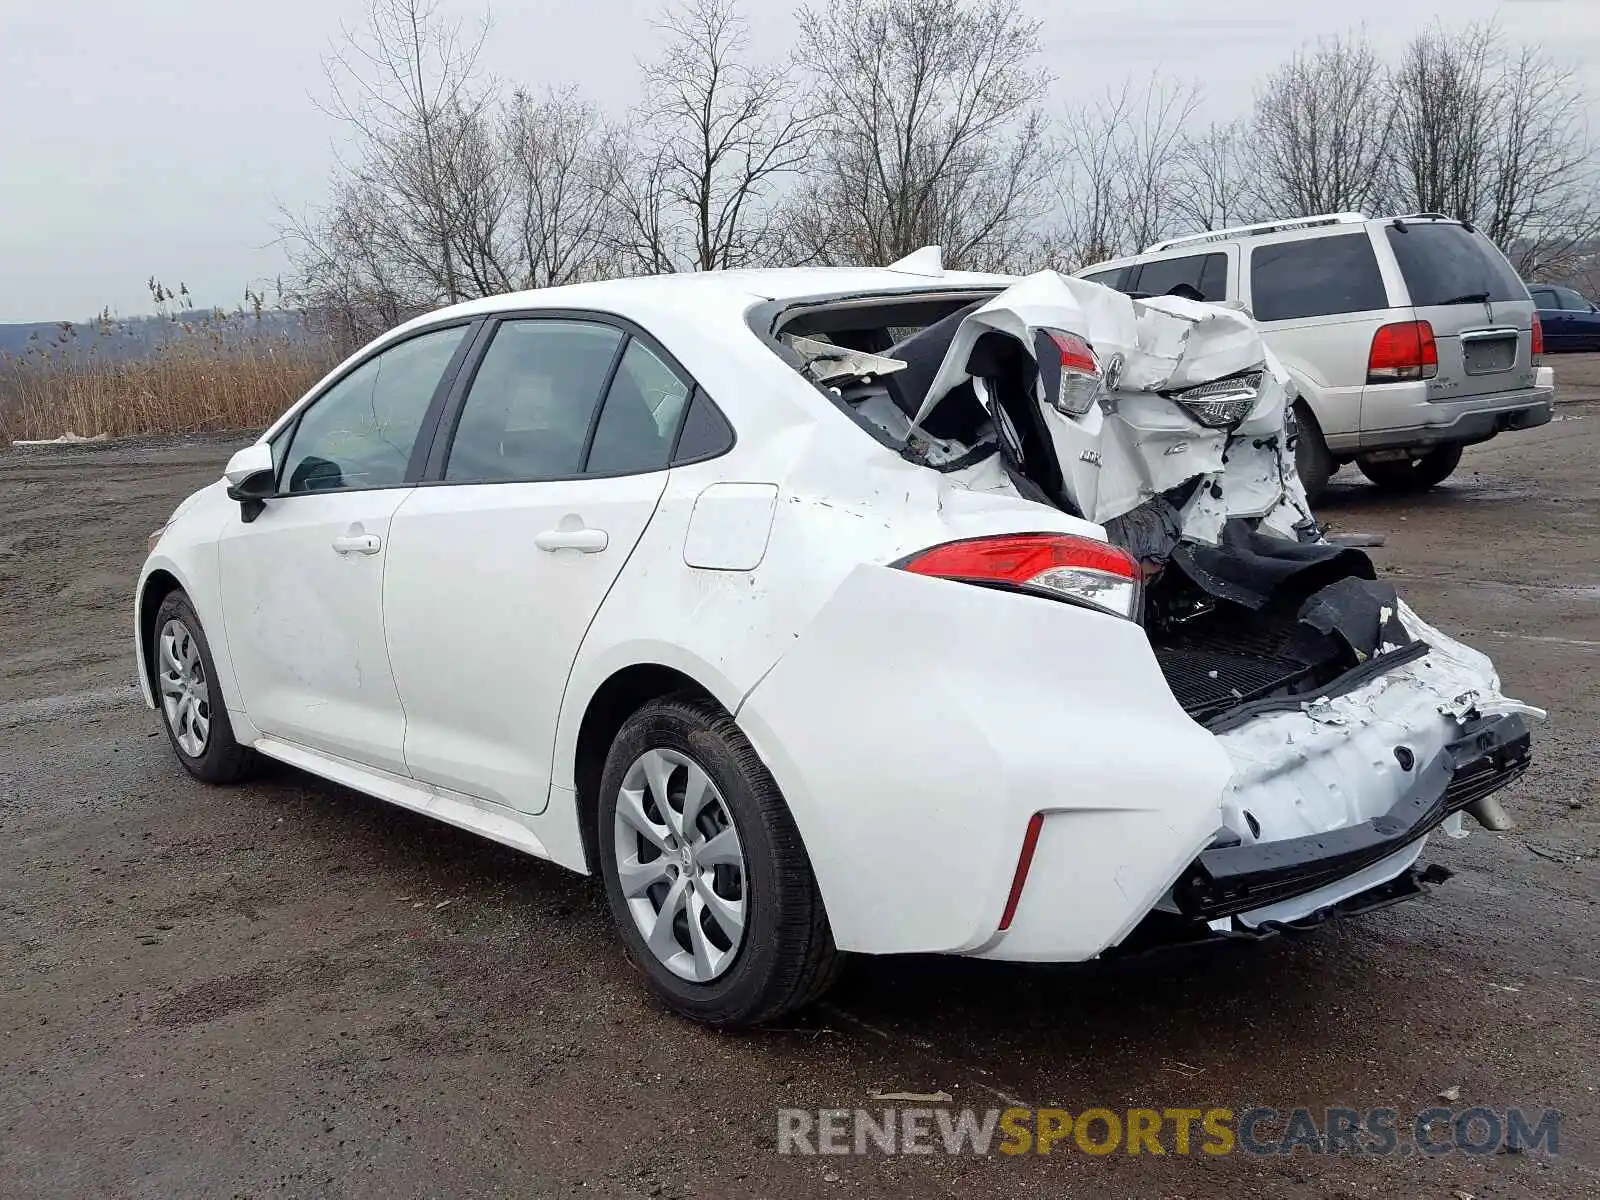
[1173,712,1531,921]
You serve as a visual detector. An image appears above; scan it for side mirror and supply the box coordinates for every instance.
[223,443,276,523]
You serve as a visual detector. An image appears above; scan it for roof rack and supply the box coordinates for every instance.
[1392,212,1455,222]
[1145,213,1368,253]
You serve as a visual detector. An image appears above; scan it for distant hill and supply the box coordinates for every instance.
[0,310,314,366]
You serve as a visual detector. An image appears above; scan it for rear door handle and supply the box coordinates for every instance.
[332,533,382,556]
[534,528,608,554]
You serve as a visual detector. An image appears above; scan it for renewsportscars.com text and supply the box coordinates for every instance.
[777,1105,1561,1158]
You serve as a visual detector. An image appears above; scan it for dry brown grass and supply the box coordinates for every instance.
[0,314,336,443]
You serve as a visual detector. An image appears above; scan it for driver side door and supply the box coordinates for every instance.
[216,320,476,772]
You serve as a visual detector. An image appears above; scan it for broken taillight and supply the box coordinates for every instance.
[1368,321,1438,383]
[896,532,1141,620]
[1033,328,1102,416]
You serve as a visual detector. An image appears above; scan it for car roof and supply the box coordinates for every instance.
[1075,213,1480,278]
[402,266,1016,331]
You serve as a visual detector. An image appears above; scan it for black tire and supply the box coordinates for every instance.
[151,590,259,784]
[1356,445,1463,493]
[596,695,839,1026]
[1292,400,1334,505]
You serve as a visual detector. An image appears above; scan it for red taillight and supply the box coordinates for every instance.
[1532,313,1544,357]
[1047,330,1098,375]
[1368,321,1438,382]
[999,813,1045,931]
[897,532,1141,619]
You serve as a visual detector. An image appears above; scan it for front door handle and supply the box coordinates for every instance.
[534,528,608,554]
[332,533,382,556]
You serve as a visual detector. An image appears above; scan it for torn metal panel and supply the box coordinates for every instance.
[784,334,908,385]
[910,270,1312,535]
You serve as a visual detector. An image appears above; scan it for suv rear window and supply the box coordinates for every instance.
[1384,222,1526,306]
[1249,233,1388,322]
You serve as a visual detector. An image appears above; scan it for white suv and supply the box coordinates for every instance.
[1076,213,1554,499]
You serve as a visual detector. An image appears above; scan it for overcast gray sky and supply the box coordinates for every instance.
[2,0,1596,322]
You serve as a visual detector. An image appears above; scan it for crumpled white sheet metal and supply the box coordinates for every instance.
[913,270,1314,540]
[1211,601,1545,925]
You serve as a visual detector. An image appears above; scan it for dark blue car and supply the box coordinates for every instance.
[1529,284,1600,352]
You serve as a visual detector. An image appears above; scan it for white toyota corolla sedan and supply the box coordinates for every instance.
[136,256,1539,1025]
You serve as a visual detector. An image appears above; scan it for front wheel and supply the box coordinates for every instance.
[151,591,258,784]
[597,696,839,1026]
[1356,445,1463,493]
[1292,401,1334,505]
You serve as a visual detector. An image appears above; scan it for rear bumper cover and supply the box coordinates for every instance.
[1172,712,1531,921]
[1342,385,1553,453]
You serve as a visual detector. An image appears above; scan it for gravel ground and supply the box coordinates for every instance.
[1,383,1596,1198]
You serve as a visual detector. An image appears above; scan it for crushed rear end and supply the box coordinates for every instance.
[790,270,1541,951]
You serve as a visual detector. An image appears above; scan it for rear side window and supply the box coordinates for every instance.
[1250,233,1388,322]
[1557,287,1593,311]
[671,391,735,462]
[1383,223,1526,306]
[584,339,692,475]
[444,320,623,483]
[1529,287,1558,308]
[1133,253,1228,301]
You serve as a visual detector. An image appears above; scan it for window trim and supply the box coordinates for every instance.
[417,307,735,487]
[267,317,483,499]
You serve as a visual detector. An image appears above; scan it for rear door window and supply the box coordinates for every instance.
[1249,233,1388,322]
[1382,222,1526,306]
[1132,253,1228,301]
[443,320,623,483]
[1557,287,1593,312]
[1529,287,1558,308]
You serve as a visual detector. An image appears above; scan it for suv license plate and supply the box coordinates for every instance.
[1463,335,1516,375]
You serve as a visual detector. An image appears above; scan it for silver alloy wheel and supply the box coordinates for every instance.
[158,618,211,758]
[612,747,747,983]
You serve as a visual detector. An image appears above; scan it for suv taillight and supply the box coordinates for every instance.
[1368,321,1438,383]
[1532,313,1545,358]
[897,533,1141,620]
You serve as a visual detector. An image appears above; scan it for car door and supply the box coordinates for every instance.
[1557,287,1600,350]
[216,321,475,773]
[382,316,696,814]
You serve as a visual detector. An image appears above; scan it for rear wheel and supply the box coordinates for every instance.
[1356,445,1463,493]
[597,696,839,1026]
[1292,401,1334,504]
[152,591,258,784]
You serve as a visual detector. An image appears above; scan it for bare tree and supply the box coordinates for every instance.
[1247,32,1396,217]
[1053,77,1203,268]
[613,0,816,272]
[789,0,1053,270]
[501,88,628,286]
[1175,119,1257,234]
[284,0,629,343]
[1389,22,1599,277]
[323,0,494,302]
